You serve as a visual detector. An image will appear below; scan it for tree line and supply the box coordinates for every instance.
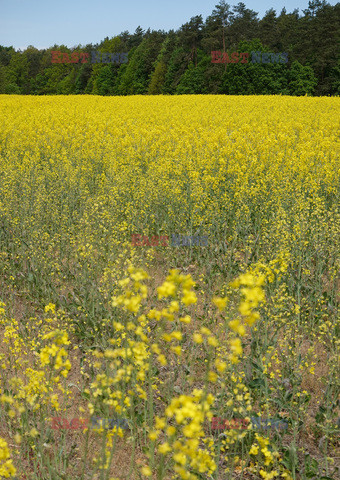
[0,0,339,96]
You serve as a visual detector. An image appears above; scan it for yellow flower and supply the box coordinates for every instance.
[228,319,246,336]
[44,303,56,314]
[171,346,182,356]
[173,452,187,465]
[244,312,260,326]
[215,359,227,373]
[158,442,172,454]
[148,431,158,441]
[260,469,278,479]
[181,290,197,306]
[113,321,124,331]
[249,444,259,455]
[230,338,242,356]
[141,466,152,476]
[180,315,191,323]
[158,354,167,366]
[155,417,166,430]
[193,333,203,344]
[151,343,160,354]
[171,331,182,341]
[208,371,218,382]
[0,438,16,478]
[207,336,218,347]
[157,281,176,298]
[212,297,228,311]
[169,301,179,312]
[166,426,176,436]
[29,428,39,438]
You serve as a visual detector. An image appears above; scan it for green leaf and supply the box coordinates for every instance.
[248,378,265,389]
[252,361,263,372]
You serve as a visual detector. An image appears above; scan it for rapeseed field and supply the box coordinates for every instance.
[0,95,339,479]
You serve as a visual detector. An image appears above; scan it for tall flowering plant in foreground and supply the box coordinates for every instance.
[0,304,74,478]
[107,264,293,479]
[0,438,16,478]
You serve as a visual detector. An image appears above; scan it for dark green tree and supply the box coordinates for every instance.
[0,65,7,93]
[203,2,233,53]
[147,33,177,94]
[148,61,167,94]
[276,8,300,55]
[89,36,122,95]
[219,40,289,94]
[116,31,165,94]
[176,51,210,94]
[162,47,190,94]
[229,2,259,45]
[5,51,29,93]
[259,9,279,50]
[178,15,204,66]
[288,60,317,95]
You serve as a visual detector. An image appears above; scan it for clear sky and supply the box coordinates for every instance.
[1,0,337,50]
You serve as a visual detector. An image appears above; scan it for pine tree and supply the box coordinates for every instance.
[148,61,167,94]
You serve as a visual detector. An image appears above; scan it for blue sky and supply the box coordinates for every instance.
[1,0,337,50]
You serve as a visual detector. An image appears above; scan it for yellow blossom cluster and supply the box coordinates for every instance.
[40,330,72,378]
[149,390,216,479]
[0,438,16,478]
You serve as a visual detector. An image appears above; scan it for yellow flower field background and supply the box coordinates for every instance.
[0,95,339,479]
